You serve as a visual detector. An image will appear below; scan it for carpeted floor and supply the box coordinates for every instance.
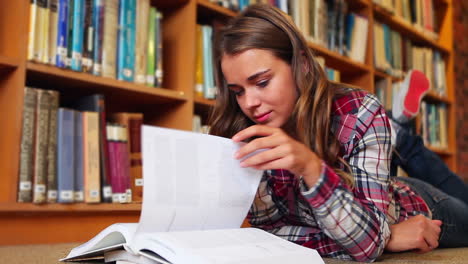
[1,243,468,263]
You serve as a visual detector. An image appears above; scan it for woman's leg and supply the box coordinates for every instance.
[393,128,468,205]
[397,177,468,248]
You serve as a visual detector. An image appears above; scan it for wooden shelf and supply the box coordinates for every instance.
[374,69,403,82]
[372,4,450,54]
[26,62,188,105]
[0,202,141,215]
[197,0,237,19]
[194,96,215,107]
[427,146,453,156]
[309,42,371,74]
[425,90,452,104]
[0,55,20,71]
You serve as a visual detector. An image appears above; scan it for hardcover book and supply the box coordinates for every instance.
[61,126,324,264]
[57,108,76,203]
[46,90,60,202]
[17,87,38,203]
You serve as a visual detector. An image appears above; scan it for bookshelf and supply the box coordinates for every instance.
[0,0,456,245]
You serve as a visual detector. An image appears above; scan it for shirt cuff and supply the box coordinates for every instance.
[299,161,342,208]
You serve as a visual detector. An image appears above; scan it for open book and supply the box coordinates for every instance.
[61,126,324,264]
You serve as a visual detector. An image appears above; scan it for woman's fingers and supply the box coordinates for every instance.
[232,125,277,142]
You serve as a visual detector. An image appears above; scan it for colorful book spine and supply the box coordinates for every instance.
[17,87,38,202]
[107,124,131,203]
[46,90,60,203]
[83,111,101,203]
[32,89,52,204]
[66,0,75,67]
[146,7,156,86]
[154,10,163,87]
[82,0,94,73]
[92,0,105,75]
[70,0,84,71]
[48,0,59,65]
[134,0,150,84]
[117,0,136,82]
[57,108,75,203]
[202,25,215,99]
[40,0,51,63]
[56,0,69,68]
[194,25,204,97]
[27,0,39,61]
[102,0,119,79]
[74,111,84,202]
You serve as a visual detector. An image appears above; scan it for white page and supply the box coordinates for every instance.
[138,126,263,235]
[133,228,324,264]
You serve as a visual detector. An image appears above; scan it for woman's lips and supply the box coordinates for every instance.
[255,111,272,122]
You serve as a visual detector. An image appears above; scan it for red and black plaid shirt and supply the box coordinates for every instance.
[247,89,430,262]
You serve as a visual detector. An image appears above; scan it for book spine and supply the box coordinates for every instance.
[48,0,59,65]
[46,90,60,203]
[56,0,69,68]
[102,0,118,79]
[134,0,150,84]
[40,0,51,63]
[17,87,38,202]
[57,108,75,203]
[146,7,156,86]
[83,112,101,203]
[117,0,136,82]
[128,117,142,202]
[27,0,39,61]
[92,0,104,75]
[74,111,84,202]
[119,126,132,203]
[66,0,74,68]
[194,25,204,97]
[32,89,52,204]
[82,0,94,73]
[154,10,163,87]
[71,0,84,71]
[107,125,121,203]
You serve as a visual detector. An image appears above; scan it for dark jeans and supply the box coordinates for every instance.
[392,129,468,247]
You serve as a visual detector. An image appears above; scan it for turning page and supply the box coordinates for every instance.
[138,126,263,234]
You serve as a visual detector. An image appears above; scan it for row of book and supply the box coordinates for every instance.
[316,56,341,82]
[17,87,144,204]
[420,101,448,149]
[27,0,163,86]
[209,0,289,12]
[373,22,447,96]
[374,78,448,149]
[373,0,438,39]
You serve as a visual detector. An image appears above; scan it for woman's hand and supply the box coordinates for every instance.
[386,214,443,253]
[232,125,322,187]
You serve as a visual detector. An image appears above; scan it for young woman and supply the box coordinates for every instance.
[208,3,468,262]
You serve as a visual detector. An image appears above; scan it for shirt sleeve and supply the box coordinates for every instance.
[300,93,393,262]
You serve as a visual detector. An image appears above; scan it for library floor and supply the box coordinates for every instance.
[0,243,468,263]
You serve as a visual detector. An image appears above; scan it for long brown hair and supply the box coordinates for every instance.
[209,4,352,185]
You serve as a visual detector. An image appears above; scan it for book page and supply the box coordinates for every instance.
[138,126,263,234]
[133,228,324,264]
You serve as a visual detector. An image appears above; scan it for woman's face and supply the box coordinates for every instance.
[221,49,298,128]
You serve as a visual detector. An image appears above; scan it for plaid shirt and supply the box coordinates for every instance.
[247,89,430,262]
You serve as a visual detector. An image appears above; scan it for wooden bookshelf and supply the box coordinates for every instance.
[0,0,457,245]
[0,55,20,71]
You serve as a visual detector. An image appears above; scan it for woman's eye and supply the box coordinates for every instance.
[257,80,269,88]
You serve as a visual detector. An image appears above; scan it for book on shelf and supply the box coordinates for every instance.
[83,111,101,203]
[61,125,323,264]
[57,108,76,203]
[48,0,59,65]
[18,88,38,203]
[102,0,119,78]
[154,10,164,87]
[117,0,137,82]
[92,0,105,75]
[70,0,85,71]
[46,90,60,202]
[107,124,132,203]
[74,111,85,202]
[82,0,94,73]
[56,0,69,68]
[135,0,150,84]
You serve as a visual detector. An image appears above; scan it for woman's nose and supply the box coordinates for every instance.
[245,90,261,108]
